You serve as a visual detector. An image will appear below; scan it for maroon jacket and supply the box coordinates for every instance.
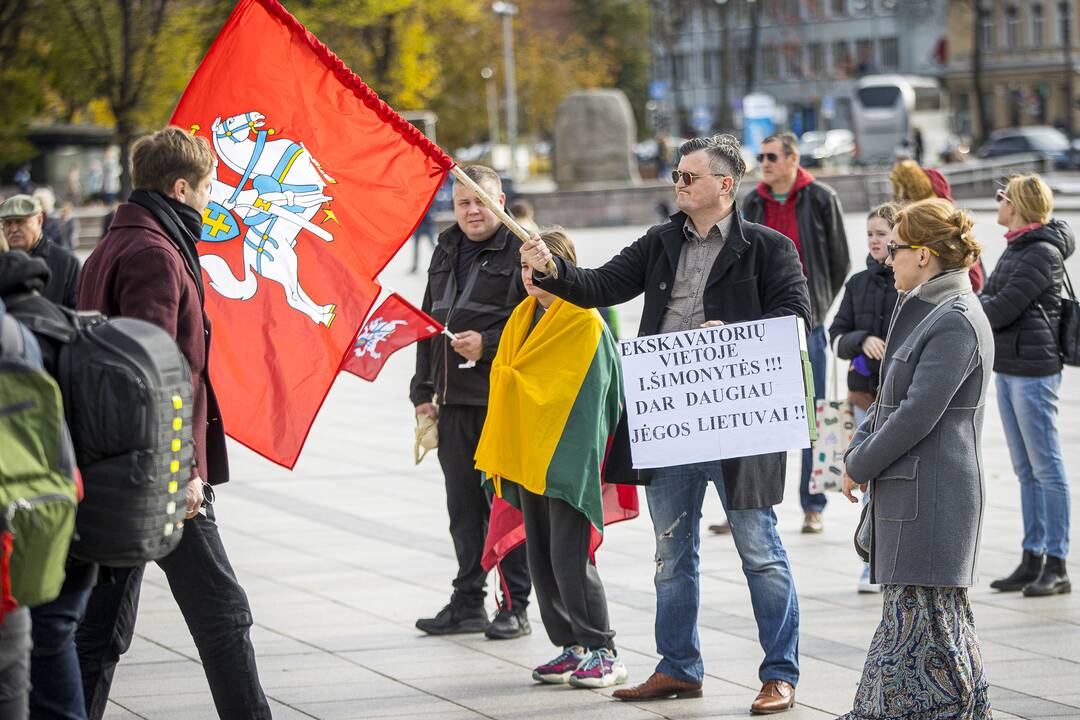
[77,203,229,485]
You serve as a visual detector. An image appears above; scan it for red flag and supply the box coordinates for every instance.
[170,0,452,468]
[481,485,640,572]
[342,293,443,382]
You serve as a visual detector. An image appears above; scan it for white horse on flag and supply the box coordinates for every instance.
[199,111,338,327]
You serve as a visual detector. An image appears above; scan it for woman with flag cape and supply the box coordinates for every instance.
[475,228,635,689]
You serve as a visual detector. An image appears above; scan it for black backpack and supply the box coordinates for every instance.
[10,305,193,566]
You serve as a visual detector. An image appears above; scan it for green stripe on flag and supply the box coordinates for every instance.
[546,330,623,532]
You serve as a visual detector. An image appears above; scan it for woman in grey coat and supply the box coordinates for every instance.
[838,198,994,720]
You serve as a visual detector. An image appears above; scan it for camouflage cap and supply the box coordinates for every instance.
[0,194,43,219]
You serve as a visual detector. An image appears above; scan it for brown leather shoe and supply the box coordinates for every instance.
[708,521,732,535]
[750,679,795,714]
[612,671,702,701]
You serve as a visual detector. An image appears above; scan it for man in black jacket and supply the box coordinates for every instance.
[410,165,532,639]
[523,135,811,714]
[742,132,850,534]
[0,195,80,308]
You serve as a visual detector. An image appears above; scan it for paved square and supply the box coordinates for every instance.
[103,209,1080,719]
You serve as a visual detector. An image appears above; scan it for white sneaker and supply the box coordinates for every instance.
[532,645,588,684]
[858,563,881,594]
[568,648,629,688]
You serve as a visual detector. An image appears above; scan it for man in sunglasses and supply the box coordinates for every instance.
[521,134,810,714]
[742,131,850,535]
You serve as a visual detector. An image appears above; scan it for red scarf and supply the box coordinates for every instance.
[756,167,816,267]
[1005,222,1043,243]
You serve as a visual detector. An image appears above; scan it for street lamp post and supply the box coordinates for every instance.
[1064,1,1076,140]
[492,1,519,178]
[481,67,501,156]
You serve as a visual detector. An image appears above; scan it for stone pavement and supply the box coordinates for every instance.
[101,209,1080,719]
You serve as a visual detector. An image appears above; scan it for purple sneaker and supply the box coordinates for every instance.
[532,646,587,684]
[568,648,628,688]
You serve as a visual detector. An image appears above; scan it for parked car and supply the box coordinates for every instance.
[798,129,856,168]
[976,126,1080,169]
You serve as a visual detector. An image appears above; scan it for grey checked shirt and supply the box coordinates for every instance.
[659,212,735,334]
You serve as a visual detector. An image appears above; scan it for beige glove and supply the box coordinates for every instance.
[414,413,438,464]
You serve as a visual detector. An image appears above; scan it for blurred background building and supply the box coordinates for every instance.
[945,0,1080,139]
[649,0,948,138]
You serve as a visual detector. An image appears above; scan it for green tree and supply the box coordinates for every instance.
[48,0,232,197]
[0,0,49,166]
[572,0,650,138]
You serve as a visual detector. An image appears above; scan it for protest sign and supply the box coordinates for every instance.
[619,316,813,469]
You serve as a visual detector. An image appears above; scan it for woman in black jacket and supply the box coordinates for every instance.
[983,174,1074,597]
[828,203,900,593]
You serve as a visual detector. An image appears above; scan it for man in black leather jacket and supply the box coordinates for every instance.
[409,165,532,639]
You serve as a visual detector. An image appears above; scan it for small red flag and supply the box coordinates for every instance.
[170,0,453,468]
[481,485,640,572]
[342,293,443,382]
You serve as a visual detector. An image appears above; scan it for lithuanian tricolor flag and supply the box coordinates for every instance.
[474,296,626,535]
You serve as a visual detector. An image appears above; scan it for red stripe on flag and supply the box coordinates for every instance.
[481,484,640,572]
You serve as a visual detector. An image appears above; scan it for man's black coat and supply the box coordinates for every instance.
[536,210,812,510]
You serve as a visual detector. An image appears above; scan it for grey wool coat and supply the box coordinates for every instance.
[845,269,994,587]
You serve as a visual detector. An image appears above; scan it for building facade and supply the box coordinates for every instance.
[944,0,1079,137]
[650,0,948,136]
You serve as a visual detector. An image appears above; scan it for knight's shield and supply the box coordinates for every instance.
[201,202,240,242]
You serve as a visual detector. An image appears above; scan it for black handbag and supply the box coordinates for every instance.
[1037,264,1080,367]
[1059,266,1080,366]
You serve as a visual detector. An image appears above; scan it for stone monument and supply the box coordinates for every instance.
[553,89,640,188]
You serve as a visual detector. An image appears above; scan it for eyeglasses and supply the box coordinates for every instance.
[757,152,781,163]
[887,242,940,259]
[672,170,728,186]
[995,188,1012,204]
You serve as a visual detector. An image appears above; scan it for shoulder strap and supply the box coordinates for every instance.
[1062,264,1077,302]
[8,304,103,345]
[14,313,77,343]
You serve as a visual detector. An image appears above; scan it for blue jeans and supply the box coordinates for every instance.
[996,372,1071,559]
[645,462,800,686]
[30,588,92,720]
[801,325,828,513]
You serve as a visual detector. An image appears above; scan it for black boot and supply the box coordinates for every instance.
[415,596,489,635]
[1023,556,1072,596]
[485,604,531,640]
[990,551,1044,591]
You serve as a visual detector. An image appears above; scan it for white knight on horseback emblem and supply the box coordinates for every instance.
[354,318,408,360]
[198,111,338,327]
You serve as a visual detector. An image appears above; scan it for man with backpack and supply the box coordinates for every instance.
[75,127,270,719]
[0,296,47,720]
[0,249,95,719]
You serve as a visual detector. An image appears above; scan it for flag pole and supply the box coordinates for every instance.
[450,164,558,278]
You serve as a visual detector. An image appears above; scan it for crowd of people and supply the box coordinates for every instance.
[0,125,1073,720]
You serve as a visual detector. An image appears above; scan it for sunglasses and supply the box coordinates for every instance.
[995,188,1012,204]
[887,242,940,259]
[671,170,728,186]
[757,152,781,163]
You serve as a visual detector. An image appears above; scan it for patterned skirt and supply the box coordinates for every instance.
[837,585,992,720]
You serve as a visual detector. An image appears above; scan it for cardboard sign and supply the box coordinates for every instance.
[619,316,813,469]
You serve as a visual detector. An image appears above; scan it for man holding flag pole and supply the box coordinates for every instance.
[520,135,811,713]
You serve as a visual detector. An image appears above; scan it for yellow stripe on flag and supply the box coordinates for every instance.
[474,297,603,497]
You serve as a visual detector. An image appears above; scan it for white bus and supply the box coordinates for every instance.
[852,75,951,166]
